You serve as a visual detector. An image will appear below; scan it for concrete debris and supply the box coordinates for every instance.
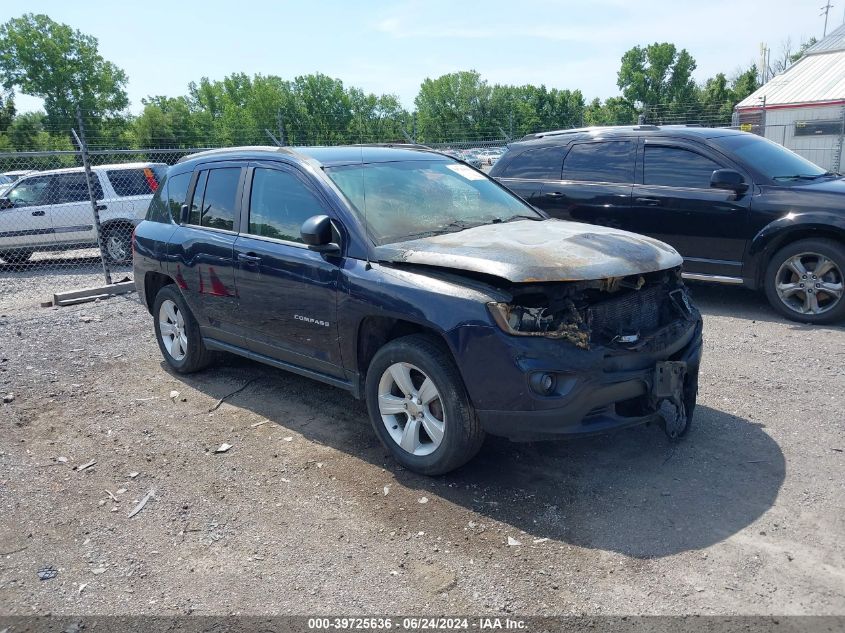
[215,443,232,454]
[128,489,155,519]
[507,537,522,546]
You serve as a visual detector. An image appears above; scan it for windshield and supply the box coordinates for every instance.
[326,159,540,245]
[712,134,827,181]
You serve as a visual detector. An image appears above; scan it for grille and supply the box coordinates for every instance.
[586,284,663,339]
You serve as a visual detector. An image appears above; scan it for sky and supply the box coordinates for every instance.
[1,0,835,114]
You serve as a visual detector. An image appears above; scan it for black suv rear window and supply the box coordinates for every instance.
[107,167,165,197]
[498,147,564,179]
[563,141,634,183]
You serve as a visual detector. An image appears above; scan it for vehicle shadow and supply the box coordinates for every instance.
[171,356,785,559]
[689,282,845,331]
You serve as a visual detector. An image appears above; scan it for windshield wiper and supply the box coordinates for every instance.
[400,220,486,241]
[495,214,544,223]
[773,173,833,181]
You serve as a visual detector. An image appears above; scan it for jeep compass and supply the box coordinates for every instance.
[133,146,703,475]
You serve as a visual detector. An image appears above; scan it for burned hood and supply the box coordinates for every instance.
[373,219,682,282]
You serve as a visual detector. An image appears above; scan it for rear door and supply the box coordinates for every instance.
[169,162,245,344]
[495,145,566,203]
[631,140,750,278]
[47,172,102,247]
[233,162,344,377]
[532,140,636,228]
[0,175,56,251]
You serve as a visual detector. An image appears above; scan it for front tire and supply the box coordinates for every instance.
[152,285,216,373]
[764,238,845,324]
[365,334,485,475]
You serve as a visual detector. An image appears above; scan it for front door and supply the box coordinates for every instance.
[0,175,58,253]
[631,141,751,278]
[233,163,344,378]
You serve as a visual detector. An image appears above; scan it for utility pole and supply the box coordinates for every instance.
[821,1,834,37]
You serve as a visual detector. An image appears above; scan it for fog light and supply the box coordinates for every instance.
[530,372,557,395]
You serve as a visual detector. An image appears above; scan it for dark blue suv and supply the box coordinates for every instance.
[133,146,703,475]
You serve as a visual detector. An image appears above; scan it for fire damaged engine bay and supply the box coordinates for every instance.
[486,267,698,350]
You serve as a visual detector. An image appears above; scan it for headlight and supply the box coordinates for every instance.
[486,301,590,349]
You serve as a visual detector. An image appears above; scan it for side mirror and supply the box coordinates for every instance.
[301,214,340,254]
[711,169,748,193]
[180,203,189,224]
[0,197,13,210]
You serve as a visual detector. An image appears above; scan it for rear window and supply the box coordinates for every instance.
[498,147,565,180]
[562,141,635,183]
[106,167,165,197]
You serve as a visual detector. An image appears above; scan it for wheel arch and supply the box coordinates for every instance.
[355,316,460,398]
[143,271,175,315]
[747,216,845,288]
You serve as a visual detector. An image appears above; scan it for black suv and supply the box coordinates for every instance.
[133,145,702,475]
[490,126,845,323]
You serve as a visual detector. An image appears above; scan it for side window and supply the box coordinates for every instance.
[145,174,170,223]
[563,141,635,183]
[54,173,102,203]
[247,168,326,242]
[188,170,208,225]
[7,176,52,206]
[107,167,165,197]
[191,168,240,231]
[499,147,565,179]
[644,146,721,189]
[166,172,191,223]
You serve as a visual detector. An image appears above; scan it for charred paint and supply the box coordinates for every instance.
[373,219,682,283]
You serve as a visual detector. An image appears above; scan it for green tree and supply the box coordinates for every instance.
[617,42,698,118]
[415,71,493,142]
[0,13,129,136]
[584,97,637,126]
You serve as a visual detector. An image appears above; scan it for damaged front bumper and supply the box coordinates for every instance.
[450,311,703,441]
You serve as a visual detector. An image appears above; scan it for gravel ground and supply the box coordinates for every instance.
[0,262,843,616]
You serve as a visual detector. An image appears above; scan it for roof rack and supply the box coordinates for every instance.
[176,145,303,164]
[521,124,668,141]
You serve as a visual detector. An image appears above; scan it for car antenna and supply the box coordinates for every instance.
[360,145,372,270]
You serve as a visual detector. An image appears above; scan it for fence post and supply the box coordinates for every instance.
[72,106,112,285]
[835,106,845,174]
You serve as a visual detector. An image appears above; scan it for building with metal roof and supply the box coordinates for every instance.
[734,24,845,171]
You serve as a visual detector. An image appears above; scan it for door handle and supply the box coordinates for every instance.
[31,210,46,216]
[238,252,262,265]
[95,204,107,211]
[635,197,660,206]
[545,191,564,197]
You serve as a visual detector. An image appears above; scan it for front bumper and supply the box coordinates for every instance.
[454,317,702,441]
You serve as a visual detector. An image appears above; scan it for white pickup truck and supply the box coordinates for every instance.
[0,162,166,264]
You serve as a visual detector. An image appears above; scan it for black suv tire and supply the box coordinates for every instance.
[365,334,485,475]
[152,285,217,373]
[764,238,845,324]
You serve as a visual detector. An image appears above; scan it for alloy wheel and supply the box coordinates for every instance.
[377,362,446,456]
[774,252,844,316]
[106,235,128,262]
[158,299,188,361]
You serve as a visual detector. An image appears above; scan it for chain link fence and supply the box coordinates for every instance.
[1,101,841,284]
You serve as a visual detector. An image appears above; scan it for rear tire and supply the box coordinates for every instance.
[103,225,132,264]
[365,334,485,475]
[764,238,845,324]
[152,285,217,373]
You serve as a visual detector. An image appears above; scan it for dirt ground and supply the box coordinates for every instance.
[0,262,843,616]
